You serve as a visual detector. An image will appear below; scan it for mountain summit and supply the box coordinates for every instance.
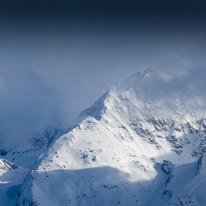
[16,69,206,205]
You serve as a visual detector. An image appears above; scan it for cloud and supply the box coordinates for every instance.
[0,23,206,149]
[0,75,4,90]
[0,67,61,149]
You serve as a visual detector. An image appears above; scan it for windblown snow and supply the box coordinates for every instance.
[2,69,206,205]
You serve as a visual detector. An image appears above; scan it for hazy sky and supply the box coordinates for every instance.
[1,0,206,149]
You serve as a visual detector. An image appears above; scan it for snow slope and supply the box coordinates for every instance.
[0,126,64,206]
[0,158,28,206]
[18,69,206,206]
[5,126,63,168]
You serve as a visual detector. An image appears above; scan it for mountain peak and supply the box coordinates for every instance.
[78,69,206,123]
[119,68,156,89]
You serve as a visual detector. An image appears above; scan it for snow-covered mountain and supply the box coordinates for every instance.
[1,69,206,205]
[15,69,206,206]
[0,126,64,205]
[5,126,63,168]
[0,158,28,206]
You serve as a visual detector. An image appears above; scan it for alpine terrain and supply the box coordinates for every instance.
[1,69,206,205]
